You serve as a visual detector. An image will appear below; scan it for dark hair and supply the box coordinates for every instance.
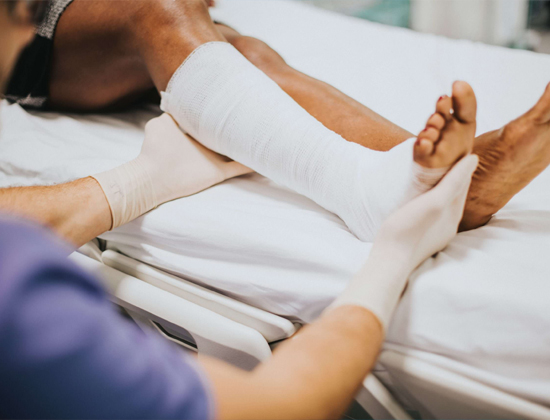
[7,0,50,26]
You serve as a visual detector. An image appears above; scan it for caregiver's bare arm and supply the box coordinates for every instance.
[202,305,383,420]
[0,177,111,247]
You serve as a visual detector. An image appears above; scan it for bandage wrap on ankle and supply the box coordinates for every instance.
[92,158,157,229]
[161,42,447,241]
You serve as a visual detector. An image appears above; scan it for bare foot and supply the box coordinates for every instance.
[461,82,550,231]
[414,81,476,169]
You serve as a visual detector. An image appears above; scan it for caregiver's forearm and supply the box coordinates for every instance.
[0,177,111,247]
[201,305,383,420]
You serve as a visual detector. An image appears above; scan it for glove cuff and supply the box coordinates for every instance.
[326,246,412,334]
[92,158,157,229]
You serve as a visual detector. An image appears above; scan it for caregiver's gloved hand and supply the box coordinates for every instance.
[373,153,479,274]
[93,113,252,229]
[327,154,479,333]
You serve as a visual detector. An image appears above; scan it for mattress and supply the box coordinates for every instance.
[0,0,549,407]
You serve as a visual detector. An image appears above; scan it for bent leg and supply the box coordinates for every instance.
[48,2,550,232]
[49,2,411,150]
[49,0,423,241]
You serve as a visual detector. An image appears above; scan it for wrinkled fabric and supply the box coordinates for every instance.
[0,216,214,419]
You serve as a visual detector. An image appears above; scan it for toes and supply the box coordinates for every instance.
[436,95,453,121]
[414,138,435,162]
[419,126,440,142]
[452,81,477,124]
[418,85,476,169]
[528,82,550,124]
[426,113,446,131]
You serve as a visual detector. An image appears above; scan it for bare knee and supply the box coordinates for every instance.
[128,0,224,88]
[231,36,288,75]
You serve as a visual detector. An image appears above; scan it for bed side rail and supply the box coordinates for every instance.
[100,249,297,343]
[380,349,550,420]
[69,252,272,370]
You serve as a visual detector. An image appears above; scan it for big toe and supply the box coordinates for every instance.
[452,81,477,124]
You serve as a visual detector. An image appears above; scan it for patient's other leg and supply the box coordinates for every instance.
[218,25,413,151]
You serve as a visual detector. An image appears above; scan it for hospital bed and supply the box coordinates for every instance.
[1,0,550,417]
[70,244,550,419]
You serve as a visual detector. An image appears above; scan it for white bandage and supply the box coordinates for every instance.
[328,155,478,331]
[161,42,448,241]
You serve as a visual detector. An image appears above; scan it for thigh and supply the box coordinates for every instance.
[49,0,155,111]
[48,3,229,111]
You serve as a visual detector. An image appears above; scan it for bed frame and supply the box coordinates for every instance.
[71,243,550,420]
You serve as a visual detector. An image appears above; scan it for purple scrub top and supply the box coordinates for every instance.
[0,216,214,419]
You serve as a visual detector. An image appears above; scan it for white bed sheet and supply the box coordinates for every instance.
[1,0,549,406]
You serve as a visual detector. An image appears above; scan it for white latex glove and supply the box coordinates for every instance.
[93,113,252,229]
[328,154,479,332]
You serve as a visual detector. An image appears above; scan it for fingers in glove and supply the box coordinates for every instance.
[145,113,177,135]
[436,154,479,201]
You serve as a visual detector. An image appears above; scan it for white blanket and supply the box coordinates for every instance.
[0,0,549,406]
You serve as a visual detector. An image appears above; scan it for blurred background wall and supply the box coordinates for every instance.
[297,0,550,52]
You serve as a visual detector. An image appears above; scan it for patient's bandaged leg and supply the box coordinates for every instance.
[161,42,445,241]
